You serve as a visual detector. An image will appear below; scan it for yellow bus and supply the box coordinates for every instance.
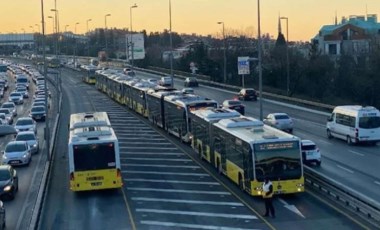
[68,112,122,192]
[190,115,304,196]
[81,65,97,85]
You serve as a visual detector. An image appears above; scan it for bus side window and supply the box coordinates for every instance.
[328,113,335,122]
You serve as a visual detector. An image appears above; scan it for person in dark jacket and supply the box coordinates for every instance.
[262,177,275,218]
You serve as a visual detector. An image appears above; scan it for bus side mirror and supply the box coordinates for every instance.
[327,117,333,122]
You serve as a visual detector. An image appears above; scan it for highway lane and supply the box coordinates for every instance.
[0,67,58,229]
[37,67,367,230]
[135,71,380,203]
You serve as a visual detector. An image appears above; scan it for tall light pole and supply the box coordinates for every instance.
[169,0,174,87]
[104,14,111,52]
[280,16,290,96]
[130,4,137,70]
[50,9,59,56]
[86,19,92,57]
[21,28,25,49]
[74,22,79,66]
[257,0,263,121]
[217,21,227,84]
[39,0,50,161]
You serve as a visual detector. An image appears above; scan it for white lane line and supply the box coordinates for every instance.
[374,181,380,186]
[136,209,256,219]
[119,142,171,145]
[337,164,354,174]
[132,197,243,206]
[349,150,364,157]
[129,188,230,195]
[122,157,191,161]
[117,137,166,141]
[126,178,220,185]
[123,170,209,176]
[120,152,184,156]
[141,221,257,230]
[123,163,199,169]
[316,139,332,145]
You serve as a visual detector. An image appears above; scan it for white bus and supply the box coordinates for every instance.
[327,105,380,145]
[68,112,122,191]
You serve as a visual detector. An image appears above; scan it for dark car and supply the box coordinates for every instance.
[184,77,199,87]
[29,106,46,121]
[0,165,18,200]
[238,88,257,101]
[222,100,245,115]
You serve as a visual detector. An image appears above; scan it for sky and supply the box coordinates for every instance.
[1,0,380,41]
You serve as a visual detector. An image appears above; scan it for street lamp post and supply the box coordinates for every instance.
[21,28,25,49]
[48,16,54,34]
[64,25,69,56]
[86,19,92,57]
[50,9,59,56]
[169,0,174,87]
[280,16,290,96]
[217,21,227,84]
[130,4,137,70]
[104,14,111,52]
[74,22,79,66]
[257,0,263,121]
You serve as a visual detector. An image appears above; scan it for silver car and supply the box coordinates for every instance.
[15,131,39,154]
[263,113,294,133]
[14,117,37,133]
[1,102,17,117]
[8,92,24,105]
[0,109,13,124]
[2,141,31,166]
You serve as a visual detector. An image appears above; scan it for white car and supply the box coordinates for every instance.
[0,113,8,125]
[14,117,37,133]
[263,113,293,133]
[2,141,31,166]
[1,102,17,117]
[301,140,321,166]
[182,87,194,94]
[8,92,24,105]
[0,109,13,124]
[159,76,172,87]
[15,131,39,154]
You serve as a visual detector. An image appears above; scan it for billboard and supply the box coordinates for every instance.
[127,33,145,60]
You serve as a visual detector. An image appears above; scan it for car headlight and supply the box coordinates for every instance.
[23,153,28,158]
[33,144,37,147]
[2,155,7,160]
[3,185,11,192]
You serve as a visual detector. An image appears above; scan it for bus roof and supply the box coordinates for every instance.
[333,105,380,116]
[165,94,218,107]
[190,108,241,122]
[69,126,117,143]
[69,112,111,130]
[214,116,299,144]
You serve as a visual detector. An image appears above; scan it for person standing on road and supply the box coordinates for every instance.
[262,177,275,218]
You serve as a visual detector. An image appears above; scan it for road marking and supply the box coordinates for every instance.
[117,137,166,141]
[120,146,178,150]
[278,198,305,218]
[141,221,257,230]
[136,209,257,219]
[132,197,243,206]
[122,163,200,169]
[128,188,231,195]
[120,152,184,156]
[374,181,380,186]
[123,157,191,161]
[119,142,171,146]
[316,139,332,145]
[121,188,137,230]
[349,150,364,157]
[337,164,354,174]
[126,178,220,185]
[123,170,209,176]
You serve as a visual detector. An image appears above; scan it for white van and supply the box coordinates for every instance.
[326,105,380,145]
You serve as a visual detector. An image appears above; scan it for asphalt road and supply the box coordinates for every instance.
[38,67,367,230]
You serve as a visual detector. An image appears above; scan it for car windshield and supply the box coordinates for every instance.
[31,107,45,112]
[16,134,35,141]
[10,93,21,97]
[2,104,14,108]
[275,114,290,120]
[0,170,10,181]
[228,101,241,106]
[16,119,33,125]
[302,144,316,151]
[0,109,10,115]
[6,143,27,152]
[17,78,28,83]
[245,89,255,94]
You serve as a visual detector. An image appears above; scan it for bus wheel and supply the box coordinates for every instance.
[238,174,244,191]
[327,129,332,139]
[347,136,352,145]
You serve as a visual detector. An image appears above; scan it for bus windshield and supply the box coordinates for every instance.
[73,142,116,171]
[254,141,302,182]
[359,116,380,129]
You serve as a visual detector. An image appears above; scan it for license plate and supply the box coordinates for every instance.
[306,151,314,156]
[10,160,20,164]
[91,182,102,186]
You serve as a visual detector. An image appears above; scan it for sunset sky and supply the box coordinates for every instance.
[1,0,379,41]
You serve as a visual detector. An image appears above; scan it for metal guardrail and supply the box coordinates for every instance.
[305,166,380,228]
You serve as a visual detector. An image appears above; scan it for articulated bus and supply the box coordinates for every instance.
[68,112,122,192]
[190,115,304,196]
[146,89,218,142]
[81,65,98,84]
